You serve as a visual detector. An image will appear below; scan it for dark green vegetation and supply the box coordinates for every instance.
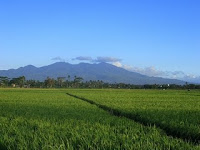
[1,75,200,89]
[0,89,199,149]
[68,89,200,144]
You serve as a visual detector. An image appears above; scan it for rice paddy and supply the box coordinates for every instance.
[0,88,199,149]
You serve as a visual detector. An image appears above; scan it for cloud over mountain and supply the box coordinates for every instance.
[112,62,200,83]
[51,57,65,62]
[73,56,93,61]
[73,56,122,63]
[72,56,200,83]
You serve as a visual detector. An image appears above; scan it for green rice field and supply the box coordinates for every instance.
[0,88,199,149]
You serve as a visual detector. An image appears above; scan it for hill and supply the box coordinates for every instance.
[0,62,185,85]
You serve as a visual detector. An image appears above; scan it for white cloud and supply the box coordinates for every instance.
[51,57,65,62]
[72,56,200,83]
[112,61,123,67]
[73,56,93,61]
[112,62,200,83]
[73,56,122,63]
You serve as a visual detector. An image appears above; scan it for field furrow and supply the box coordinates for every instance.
[0,89,199,149]
[68,89,200,145]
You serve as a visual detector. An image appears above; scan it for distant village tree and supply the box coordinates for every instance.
[10,76,25,87]
[57,77,66,87]
[0,76,10,87]
[44,77,55,88]
[73,76,83,88]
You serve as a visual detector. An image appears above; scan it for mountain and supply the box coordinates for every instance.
[0,62,186,85]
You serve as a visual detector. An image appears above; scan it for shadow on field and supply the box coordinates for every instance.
[66,93,199,145]
[0,96,127,125]
[0,143,7,150]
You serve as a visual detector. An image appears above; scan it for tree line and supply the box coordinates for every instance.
[0,76,200,89]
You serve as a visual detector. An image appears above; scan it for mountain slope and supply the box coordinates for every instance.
[0,62,185,85]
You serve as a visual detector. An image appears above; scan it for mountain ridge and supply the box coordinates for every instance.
[0,62,186,85]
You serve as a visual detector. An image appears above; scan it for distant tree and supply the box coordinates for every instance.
[73,76,83,88]
[74,77,83,83]
[57,77,66,87]
[0,76,9,87]
[19,76,26,87]
[9,76,25,87]
[1,75,200,89]
[44,77,55,88]
[67,75,71,81]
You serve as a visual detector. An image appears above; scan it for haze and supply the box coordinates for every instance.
[0,0,200,82]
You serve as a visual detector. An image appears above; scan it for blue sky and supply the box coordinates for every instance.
[0,0,200,81]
